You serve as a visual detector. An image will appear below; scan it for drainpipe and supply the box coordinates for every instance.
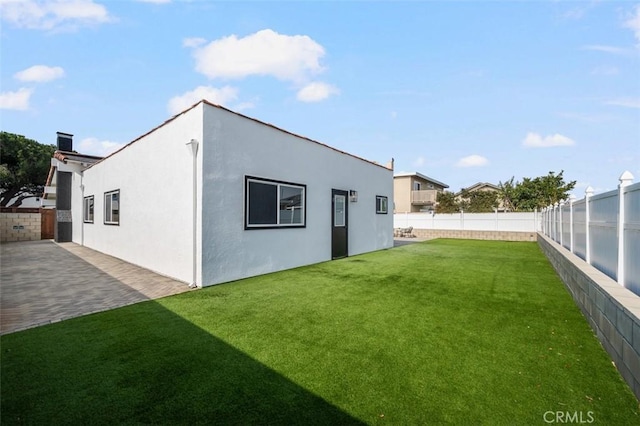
[186,139,199,288]
[80,176,84,246]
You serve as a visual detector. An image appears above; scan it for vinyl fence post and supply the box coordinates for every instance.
[553,202,559,242]
[585,186,594,265]
[569,195,576,253]
[559,201,564,247]
[617,171,634,287]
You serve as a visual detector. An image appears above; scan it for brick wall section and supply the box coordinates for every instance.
[538,232,640,400]
[0,212,42,242]
[408,229,537,242]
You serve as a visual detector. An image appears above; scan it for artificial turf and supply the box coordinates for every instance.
[1,239,638,424]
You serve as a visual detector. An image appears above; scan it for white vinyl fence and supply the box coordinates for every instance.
[393,211,540,232]
[541,171,640,296]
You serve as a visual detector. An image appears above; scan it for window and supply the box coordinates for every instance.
[104,190,120,225]
[83,196,94,223]
[376,196,388,214]
[413,181,421,191]
[334,194,346,226]
[245,176,306,229]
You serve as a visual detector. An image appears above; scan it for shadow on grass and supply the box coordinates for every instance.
[1,299,364,425]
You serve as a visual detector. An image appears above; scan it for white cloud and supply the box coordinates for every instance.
[623,4,640,46]
[522,132,576,148]
[455,154,488,168]
[605,98,640,108]
[0,0,112,31]
[14,65,65,82]
[78,137,124,157]
[190,29,326,82]
[167,85,238,115]
[413,156,425,167]
[296,81,339,102]
[581,45,630,55]
[0,88,34,110]
[590,65,619,76]
[390,111,398,119]
[182,37,206,48]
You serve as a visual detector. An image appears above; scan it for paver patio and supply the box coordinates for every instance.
[0,240,192,334]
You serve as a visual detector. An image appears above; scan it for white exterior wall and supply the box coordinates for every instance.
[200,104,394,286]
[71,105,204,284]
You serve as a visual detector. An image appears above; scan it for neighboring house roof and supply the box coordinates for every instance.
[393,172,449,189]
[456,182,500,196]
[53,150,103,165]
[44,151,103,200]
[86,99,392,172]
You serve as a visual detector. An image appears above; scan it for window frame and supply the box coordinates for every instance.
[244,176,306,230]
[83,195,94,223]
[104,189,120,226]
[376,195,388,214]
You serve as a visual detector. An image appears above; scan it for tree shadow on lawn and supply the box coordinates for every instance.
[1,299,364,425]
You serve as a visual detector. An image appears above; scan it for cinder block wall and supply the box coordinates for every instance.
[407,229,537,242]
[0,212,41,242]
[538,233,640,400]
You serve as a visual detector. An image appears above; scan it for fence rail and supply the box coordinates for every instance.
[541,171,639,296]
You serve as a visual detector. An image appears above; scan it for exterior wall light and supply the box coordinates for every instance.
[349,190,358,202]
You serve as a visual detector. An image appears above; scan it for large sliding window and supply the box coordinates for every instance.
[104,190,120,225]
[83,196,94,223]
[245,176,306,229]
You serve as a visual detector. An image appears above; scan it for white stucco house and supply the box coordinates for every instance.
[51,100,394,287]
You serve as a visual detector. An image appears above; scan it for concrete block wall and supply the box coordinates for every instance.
[406,229,537,242]
[0,212,41,242]
[538,232,640,400]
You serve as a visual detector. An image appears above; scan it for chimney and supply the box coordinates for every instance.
[386,157,395,171]
[57,132,73,152]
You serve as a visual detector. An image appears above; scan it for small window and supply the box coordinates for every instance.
[376,196,388,214]
[83,196,94,223]
[414,181,421,191]
[245,176,306,229]
[104,190,120,225]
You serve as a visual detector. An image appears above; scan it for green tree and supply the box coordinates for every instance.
[533,170,576,208]
[0,132,56,207]
[460,189,499,212]
[497,177,517,212]
[435,191,459,213]
[497,171,576,211]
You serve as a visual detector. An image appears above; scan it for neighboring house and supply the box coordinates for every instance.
[393,172,449,213]
[1,192,42,208]
[46,100,394,287]
[455,182,504,211]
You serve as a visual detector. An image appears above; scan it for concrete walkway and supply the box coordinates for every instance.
[0,240,192,335]
[393,237,433,247]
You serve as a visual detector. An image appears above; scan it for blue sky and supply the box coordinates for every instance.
[1,0,639,196]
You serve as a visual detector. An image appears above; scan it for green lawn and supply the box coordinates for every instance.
[1,239,638,425]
